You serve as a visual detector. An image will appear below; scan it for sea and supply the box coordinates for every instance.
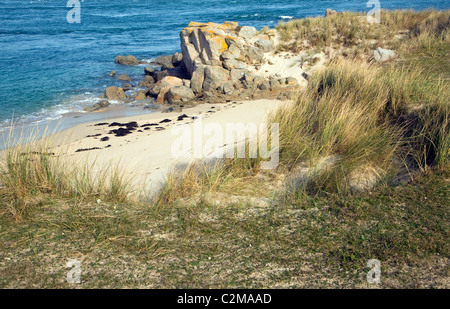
[0,0,448,135]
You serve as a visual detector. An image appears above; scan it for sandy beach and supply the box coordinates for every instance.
[50,99,289,196]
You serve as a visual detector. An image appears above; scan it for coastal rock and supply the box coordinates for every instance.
[145,66,156,76]
[223,59,246,70]
[155,66,189,82]
[160,76,184,87]
[255,37,274,52]
[155,70,169,82]
[104,86,125,101]
[154,55,175,70]
[242,45,265,64]
[162,106,183,113]
[221,81,235,95]
[139,80,154,88]
[109,71,116,77]
[156,87,171,104]
[252,75,266,86]
[122,83,132,91]
[202,65,229,93]
[84,100,110,112]
[180,21,240,77]
[269,79,282,90]
[178,21,276,97]
[372,47,396,63]
[144,75,156,82]
[190,65,205,94]
[172,52,183,67]
[182,79,191,88]
[115,55,139,65]
[167,86,195,104]
[134,91,147,100]
[221,43,244,62]
[230,69,246,81]
[118,73,131,81]
[258,81,271,91]
[238,26,257,40]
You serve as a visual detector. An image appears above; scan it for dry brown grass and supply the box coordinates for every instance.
[0,130,131,221]
[276,10,450,60]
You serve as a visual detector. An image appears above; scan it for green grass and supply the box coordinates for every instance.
[0,169,447,288]
[271,57,448,195]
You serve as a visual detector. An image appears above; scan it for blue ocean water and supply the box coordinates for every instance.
[0,0,448,130]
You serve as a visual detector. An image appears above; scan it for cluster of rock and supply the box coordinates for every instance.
[91,21,299,111]
[178,21,298,101]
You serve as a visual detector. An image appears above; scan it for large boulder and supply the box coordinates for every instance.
[255,36,274,52]
[202,65,229,93]
[117,73,131,81]
[242,45,265,65]
[230,69,246,81]
[144,66,156,76]
[238,26,257,40]
[134,91,148,100]
[154,55,175,70]
[160,76,184,87]
[139,80,154,88]
[104,86,126,101]
[172,52,183,67]
[115,55,139,65]
[84,100,110,112]
[167,86,195,104]
[155,70,169,82]
[223,59,246,70]
[221,43,244,62]
[190,65,205,94]
[180,21,240,77]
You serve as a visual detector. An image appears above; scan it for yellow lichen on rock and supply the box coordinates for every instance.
[210,35,228,53]
[187,21,208,28]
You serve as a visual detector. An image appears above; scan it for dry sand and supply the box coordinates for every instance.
[50,99,290,196]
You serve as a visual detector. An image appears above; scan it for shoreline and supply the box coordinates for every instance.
[0,103,159,150]
[49,98,290,196]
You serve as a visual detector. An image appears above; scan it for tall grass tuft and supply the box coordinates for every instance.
[271,58,448,195]
[276,10,450,58]
[0,129,131,220]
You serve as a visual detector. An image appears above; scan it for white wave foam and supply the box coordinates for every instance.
[0,92,104,131]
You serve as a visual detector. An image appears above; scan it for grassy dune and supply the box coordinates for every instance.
[0,10,448,288]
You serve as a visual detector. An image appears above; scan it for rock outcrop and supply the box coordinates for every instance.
[176,21,296,102]
[84,99,110,112]
[95,21,301,109]
[104,86,126,101]
[115,55,139,66]
[180,21,272,77]
[118,73,131,81]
